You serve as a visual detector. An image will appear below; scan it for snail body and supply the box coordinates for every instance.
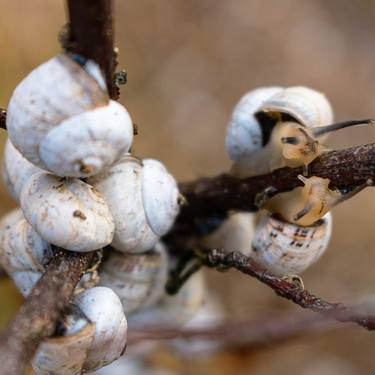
[20,172,114,251]
[251,212,332,276]
[99,242,169,314]
[88,156,180,253]
[2,139,44,203]
[33,287,128,374]
[7,54,133,178]
[226,86,334,178]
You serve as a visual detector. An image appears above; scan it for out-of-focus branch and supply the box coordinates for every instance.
[201,249,375,331]
[0,109,6,130]
[0,250,98,375]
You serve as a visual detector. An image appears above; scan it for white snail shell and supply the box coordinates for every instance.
[33,287,127,374]
[129,270,206,327]
[0,208,52,296]
[88,156,180,253]
[201,212,255,257]
[251,212,332,276]
[259,86,334,130]
[225,86,283,161]
[7,53,133,178]
[99,242,168,314]
[2,139,44,203]
[20,172,114,251]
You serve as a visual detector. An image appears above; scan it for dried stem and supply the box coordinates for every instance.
[0,109,6,130]
[0,250,97,375]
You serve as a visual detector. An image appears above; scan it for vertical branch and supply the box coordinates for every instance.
[66,0,118,99]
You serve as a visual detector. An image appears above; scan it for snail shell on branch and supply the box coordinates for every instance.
[100,242,168,314]
[251,212,332,276]
[20,172,114,251]
[2,139,44,203]
[0,208,52,296]
[227,86,334,178]
[88,156,180,253]
[33,287,128,374]
[7,53,133,177]
[225,86,283,161]
[129,270,206,327]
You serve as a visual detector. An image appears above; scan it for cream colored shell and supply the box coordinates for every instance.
[129,270,206,327]
[88,156,179,253]
[100,242,168,314]
[0,208,52,296]
[225,86,283,161]
[259,86,334,129]
[7,53,133,178]
[20,172,114,251]
[33,287,127,374]
[2,139,44,203]
[251,212,332,276]
[201,212,255,256]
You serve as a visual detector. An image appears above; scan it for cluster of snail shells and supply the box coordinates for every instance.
[223,86,336,276]
[0,53,184,373]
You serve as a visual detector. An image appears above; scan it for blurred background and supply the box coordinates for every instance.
[1,0,375,373]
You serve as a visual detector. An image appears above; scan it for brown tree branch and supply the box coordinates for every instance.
[0,250,97,375]
[0,109,6,130]
[201,249,375,330]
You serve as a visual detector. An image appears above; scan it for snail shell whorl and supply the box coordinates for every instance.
[89,156,179,253]
[259,86,334,130]
[0,208,52,296]
[99,243,169,314]
[7,54,133,177]
[251,212,332,276]
[2,139,44,203]
[76,287,128,372]
[225,86,283,161]
[20,172,114,251]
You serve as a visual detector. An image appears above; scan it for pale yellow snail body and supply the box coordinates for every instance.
[227,86,334,178]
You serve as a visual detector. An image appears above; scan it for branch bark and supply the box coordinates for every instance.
[0,250,97,375]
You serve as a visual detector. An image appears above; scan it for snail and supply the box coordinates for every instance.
[201,212,255,256]
[227,86,371,178]
[20,172,114,251]
[88,155,180,254]
[251,211,332,276]
[7,53,134,178]
[0,208,100,296]
[2,139,44,203]
[32,287,128,374]
[262,175,373,227]
[129,270,206,327]
[99,242,169,314]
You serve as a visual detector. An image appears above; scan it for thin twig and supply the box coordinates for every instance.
[0,250,97,375]
[203,249,375,330]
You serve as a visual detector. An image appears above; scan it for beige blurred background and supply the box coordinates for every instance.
[2,0,375,374]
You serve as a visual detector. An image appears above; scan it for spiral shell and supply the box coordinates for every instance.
[7,53,133,177]
[88,156,179,253]
[20,172,114,251]
[259,86,334,130]
[251,212,332,276]
[0,208,52,296]
[2,139,44,203]
[33,287,128,374]
[129,271,206,327]
[99,242,169,314]
[225,86,283,161]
